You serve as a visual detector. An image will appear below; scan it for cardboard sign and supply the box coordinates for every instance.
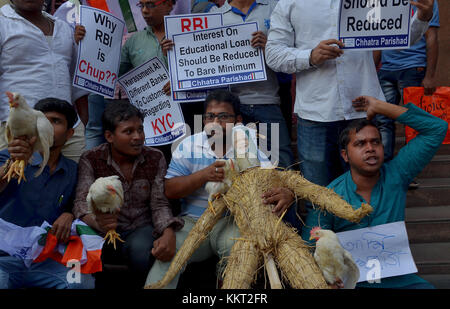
[73,6,125,97]
[165,13,228,103]
[338,0,412,50]
[118,57,186,146]
[170,22,267,92]
[336,221,418,283]
[404,87,450,144]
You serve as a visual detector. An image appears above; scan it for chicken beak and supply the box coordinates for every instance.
[309,235,314,241]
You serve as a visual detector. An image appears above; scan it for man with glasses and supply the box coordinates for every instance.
[145,89,297,288]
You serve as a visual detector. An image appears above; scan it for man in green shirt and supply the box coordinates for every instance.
[302,95,448,289]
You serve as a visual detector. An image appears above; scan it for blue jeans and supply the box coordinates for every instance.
[239,104,294,169]
[85,94,113,150]
[0,253,95,289]
[377,67,426,161]
[296,117,351,207]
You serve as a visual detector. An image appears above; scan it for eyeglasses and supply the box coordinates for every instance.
[137,0,168,9]
[203,113,235,122]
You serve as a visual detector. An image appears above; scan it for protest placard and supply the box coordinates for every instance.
[336,221,418,283]
[170,22,267,92]
[73,5,124,97]
[338,0,412,50]
[165,13,228,103]
[118,57,186,146]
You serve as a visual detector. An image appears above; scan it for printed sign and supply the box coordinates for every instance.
[336,221,418,283]
[165,13,228,103]
[118,57,186,146]
[73,5,125,97]
[170,22,267,92]
[338,0,412,50]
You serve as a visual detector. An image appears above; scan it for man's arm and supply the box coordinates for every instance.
[422,27,439,95]
[409,0,435,45]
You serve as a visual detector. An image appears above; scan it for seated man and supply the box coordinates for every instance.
[145,90,297,288]
[0,98,94,289]
[301,95,448,289]
[73,101,183,288]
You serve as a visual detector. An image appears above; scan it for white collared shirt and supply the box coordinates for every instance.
[0,5,77,121]
[266,0,429,122]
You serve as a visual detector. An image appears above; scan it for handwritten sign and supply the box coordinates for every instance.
[118,57,186,146]
[73,5,124,97]
[165,13,228,103]
[338,0,412,50]
[170,22,267,92]
[336,221,418,283]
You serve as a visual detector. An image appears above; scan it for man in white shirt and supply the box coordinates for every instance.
[265,0,434,193]
[0,0,86,162]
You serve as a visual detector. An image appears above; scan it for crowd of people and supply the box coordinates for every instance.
[0,0,447,290]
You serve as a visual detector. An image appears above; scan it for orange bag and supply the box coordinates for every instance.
[404,86,450,144]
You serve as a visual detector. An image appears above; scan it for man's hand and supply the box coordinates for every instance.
[94,210,118,234]
[201,161,226,183]
[411,0,434,22]
[74,25,86,44]
[152,227,176,262]
[51,212,74,243]
[422,75,436,96]
[310,39,344,66]
[262,187,295,217]
[163,81,171,96]
[8,136,36,162]
[160,38,174,57]
[352,95,379,120]
[251,31,267,50]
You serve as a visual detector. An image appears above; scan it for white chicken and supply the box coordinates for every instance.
[87,175,125,249]
[310,227,360,289]
[3,91,54,184]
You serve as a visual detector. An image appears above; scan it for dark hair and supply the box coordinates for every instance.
[339,119,381,150]
[34,98,78,129]
[204,89,241,116]
[102,100,144,133]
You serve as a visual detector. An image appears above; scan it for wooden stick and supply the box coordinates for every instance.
[265,253,282,289]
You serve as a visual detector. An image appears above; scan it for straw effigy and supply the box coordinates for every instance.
[144,167,373,289]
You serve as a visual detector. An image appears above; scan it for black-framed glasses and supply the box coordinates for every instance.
[137,0,168,9]
[203,112,235,122]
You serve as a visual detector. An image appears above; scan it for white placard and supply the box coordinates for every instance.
[73,6,125,98]
[336,221,418,283]
[118,57,186,146]
[338,0,412,50]
[165,13,228,103]
[170,22,267,92]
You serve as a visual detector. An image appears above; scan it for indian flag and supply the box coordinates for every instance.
[0,218,104,274]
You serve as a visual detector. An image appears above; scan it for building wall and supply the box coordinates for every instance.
[436,0,450,86]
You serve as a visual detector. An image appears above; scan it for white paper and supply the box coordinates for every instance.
[73,6,125,98]
[336,221,418,282]
[118,57,186,146]
[170,22,267,92]
[338,0,411,50]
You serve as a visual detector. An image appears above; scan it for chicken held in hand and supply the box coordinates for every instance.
[87,175,125,249]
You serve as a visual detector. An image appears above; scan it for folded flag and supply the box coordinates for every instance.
[0,219,104,274]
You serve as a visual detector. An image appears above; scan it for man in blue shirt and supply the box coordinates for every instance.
[0,98,94,289]
[374,2,440,164]
[302,95,448,289]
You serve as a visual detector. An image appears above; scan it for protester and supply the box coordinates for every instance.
[145,89,297,288]
[0,0,87,162]
[373,1,439,165]
[73,100,184,288]
[301,95,448,288]
[211,0,294,169]
[0,98,95,289]
[265,0,435,204]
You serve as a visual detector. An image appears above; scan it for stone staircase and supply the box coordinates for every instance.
[399,127,450,289]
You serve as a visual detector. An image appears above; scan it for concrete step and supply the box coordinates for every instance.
[406,178,450,208]
[405,206,450,243]
[395,137,450,156]
[410,242,450,289]
[418,155,450,178]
